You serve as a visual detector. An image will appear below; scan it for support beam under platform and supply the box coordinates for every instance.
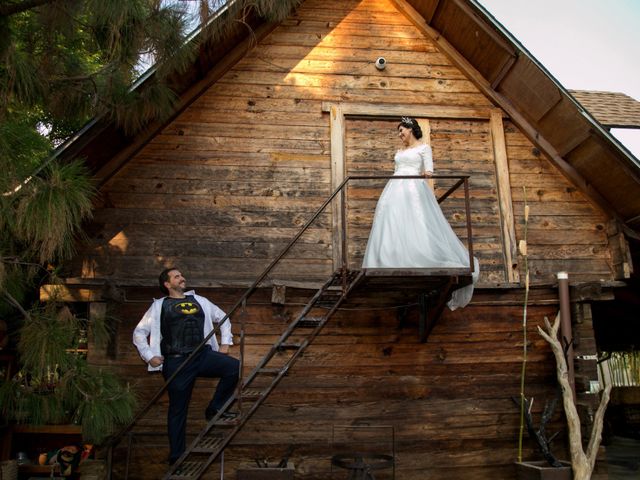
[346,268,474,342]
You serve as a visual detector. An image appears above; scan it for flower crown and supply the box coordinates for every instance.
[400,116,413,126]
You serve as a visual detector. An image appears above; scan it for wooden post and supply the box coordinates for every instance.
[490,109,519,283]
[329,104,346,271]
[416,118,434,191]
[88,302,108,363]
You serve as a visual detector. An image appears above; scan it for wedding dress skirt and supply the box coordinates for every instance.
[362,144,479,310]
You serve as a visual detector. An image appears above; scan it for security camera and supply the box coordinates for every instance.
[375,57,386,70]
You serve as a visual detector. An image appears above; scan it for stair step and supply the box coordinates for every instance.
[328,271,359,286]
[257,367,283,375]
[296,317,323,327]
[192,436,225,453]
[211,415,241,426]
[167,460,206,479]
[163,270,353,479]
[318,290,342,298]
[242,387,266,400]
[315,301,340,308]
[320,288,342,295]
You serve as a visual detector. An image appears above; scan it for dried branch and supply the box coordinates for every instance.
[538,312,612,480]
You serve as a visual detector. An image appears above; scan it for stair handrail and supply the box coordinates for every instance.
[105,173,473,465]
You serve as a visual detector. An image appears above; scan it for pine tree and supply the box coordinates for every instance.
[0,0,301,444]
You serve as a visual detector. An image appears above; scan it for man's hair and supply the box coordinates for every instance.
[158,267,178,295]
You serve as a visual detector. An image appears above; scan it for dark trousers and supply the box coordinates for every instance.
[162,346,240,463]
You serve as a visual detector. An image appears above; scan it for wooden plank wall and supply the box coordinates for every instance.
[503,121,613,284]
[69,0,615,290]
[344,117,504,282]
[98,287,574,480]
[59,1,617,478]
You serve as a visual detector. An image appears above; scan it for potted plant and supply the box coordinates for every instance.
[514,390,572,480]
[514,194,571,479]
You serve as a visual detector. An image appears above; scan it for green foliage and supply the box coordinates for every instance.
[0,110,51,192]
[599,349,640,387]
[17,305,79,378]
[62,365,138,444]
[1,303,137,444]
[87,306,116,351]
[13,160,95,263]
[1,0,192,128]
[0,0,302,449]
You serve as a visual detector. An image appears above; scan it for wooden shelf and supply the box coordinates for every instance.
[17,464,59,474]
[17,463,83,479]
[10,424,82,434]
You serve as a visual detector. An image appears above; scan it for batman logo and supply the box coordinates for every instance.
[175,302,200,315]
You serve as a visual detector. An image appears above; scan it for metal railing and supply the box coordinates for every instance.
[106,173,474,477]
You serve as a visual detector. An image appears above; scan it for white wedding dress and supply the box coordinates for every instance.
[362,143,479,310]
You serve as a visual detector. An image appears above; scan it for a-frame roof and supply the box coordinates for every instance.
[55,0,640,236]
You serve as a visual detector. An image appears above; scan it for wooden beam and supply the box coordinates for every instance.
[606,220,633,279]
[87,302,109,362]
[490,109,519,283]
[451,0,518,57]
[329,103,346,271]
[392,0,620,222]
[321,101,499,119]
[40,284,104,302]
[418,119,434,191]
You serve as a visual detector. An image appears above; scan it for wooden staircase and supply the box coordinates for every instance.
[162,269,364,479]
[107,173,474,479]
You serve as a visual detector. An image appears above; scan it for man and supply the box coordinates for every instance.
[133,268,239,465]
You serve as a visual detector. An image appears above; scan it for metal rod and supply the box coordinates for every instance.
[464,177,475,273]
[341,183,348,292]
[558,271,576,401]
[437,178,465,204]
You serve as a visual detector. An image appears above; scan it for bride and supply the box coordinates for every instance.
[362,116,479,310]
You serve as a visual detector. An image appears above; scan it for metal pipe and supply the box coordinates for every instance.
[557,271,576,401]
[463,177,475,273]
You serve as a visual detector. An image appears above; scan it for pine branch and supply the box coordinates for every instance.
[3,290,32,321]
[0,0,56,17]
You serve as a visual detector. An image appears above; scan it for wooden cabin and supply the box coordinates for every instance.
[33,0,640,479]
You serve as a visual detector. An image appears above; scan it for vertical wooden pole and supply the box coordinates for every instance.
[416,118,434,191]
[329,104,346,270]
[490,110,519,283]
[88,302,108,363]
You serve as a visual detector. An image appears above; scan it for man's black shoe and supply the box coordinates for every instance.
[168,458,183,475]
[205,409,239,421]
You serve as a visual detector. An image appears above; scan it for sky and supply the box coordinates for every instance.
[476,0,640,159]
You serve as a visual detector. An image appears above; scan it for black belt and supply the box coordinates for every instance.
[166,351,195,358]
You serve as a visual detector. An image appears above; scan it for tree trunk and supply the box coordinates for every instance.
[537,312,611,480]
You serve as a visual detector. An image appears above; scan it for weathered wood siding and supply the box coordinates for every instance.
[64,2,618,477]
[99,288,576,480]
[504,121,613,284]
[345,117,504,282]
[51,1,621,480]
[70,0,615,290]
